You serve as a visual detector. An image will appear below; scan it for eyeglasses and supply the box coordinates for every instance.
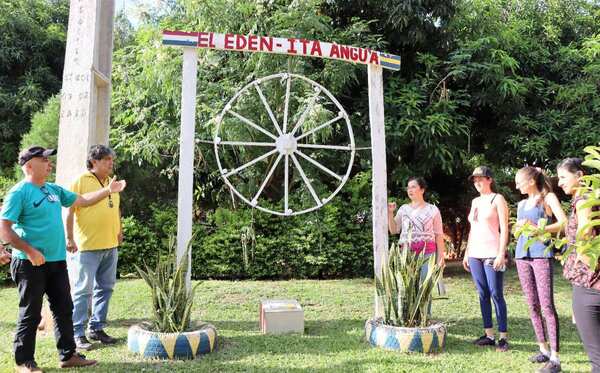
[33,186,58,208]
[108,194,114,208]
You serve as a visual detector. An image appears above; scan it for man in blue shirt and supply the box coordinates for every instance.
[0,146,126,373]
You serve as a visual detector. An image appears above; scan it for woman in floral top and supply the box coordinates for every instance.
[387,176,446,272]
[557,158,600,373]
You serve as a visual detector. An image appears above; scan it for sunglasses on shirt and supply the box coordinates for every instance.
[33,186,59,208]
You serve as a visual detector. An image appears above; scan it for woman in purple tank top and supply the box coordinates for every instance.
[514,166,567,373]
[557,158,600,373]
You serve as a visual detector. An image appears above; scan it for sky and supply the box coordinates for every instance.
[116,0,162,27]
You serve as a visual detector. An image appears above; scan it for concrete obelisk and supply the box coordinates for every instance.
[37,1,115,335]
[56,0,116,185]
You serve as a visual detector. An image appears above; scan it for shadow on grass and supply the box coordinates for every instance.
[440,315,585,356]
[39,358,438,373]
[200,318,364,335]
[204,318,367,355]
[109,312,586,355]
[6,314,591,373]
[109,318,148,328]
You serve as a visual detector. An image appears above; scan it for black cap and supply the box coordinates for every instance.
[18,146,56,166]
[468,166,493,180]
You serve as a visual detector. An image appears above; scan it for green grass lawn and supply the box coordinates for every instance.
[0,263,591,372]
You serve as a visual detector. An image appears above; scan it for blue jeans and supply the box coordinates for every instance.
[418,252,434,315]
[70,248,118,337]
[419,252,434,282]
[468,257,508,333]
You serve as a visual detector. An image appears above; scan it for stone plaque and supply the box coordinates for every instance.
[259,299,304,334]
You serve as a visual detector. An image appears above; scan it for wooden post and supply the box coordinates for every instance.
[368,64,388,318]
[177,47,198,290]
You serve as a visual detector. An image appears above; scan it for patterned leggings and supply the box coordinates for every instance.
[516,258,560,352]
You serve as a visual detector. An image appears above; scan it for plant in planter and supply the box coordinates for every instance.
[366,241,446,353]
[127,236,217,359]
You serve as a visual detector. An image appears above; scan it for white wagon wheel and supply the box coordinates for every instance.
[213,73,355,216]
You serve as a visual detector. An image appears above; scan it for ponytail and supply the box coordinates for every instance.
[517,166,553,205]
[536,168,553,203]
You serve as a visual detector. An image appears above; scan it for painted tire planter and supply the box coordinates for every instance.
[365,318,446,353]
[128,323,217,359]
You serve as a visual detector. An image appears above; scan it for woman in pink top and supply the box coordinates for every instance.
[388,177,446,270]
[463,166,510,352]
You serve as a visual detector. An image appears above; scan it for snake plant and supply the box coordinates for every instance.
[134,235,199,333]
[375,241,444,327]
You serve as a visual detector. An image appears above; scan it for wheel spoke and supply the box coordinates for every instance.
[251,153,283,205]
[284,154,289,214]
[255,84,283,136]
[224,148,278,178]
[227,109,278,140]
[294,150,343,181]
[283,75,291,133]
[297,143,353,151]
[218,140,276,147]
[290,91,320,137]
[290,154,322,206]
[216,73,355,216]
[295,114,343,141]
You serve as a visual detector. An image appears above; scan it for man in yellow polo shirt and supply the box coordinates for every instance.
[66,145,122,350]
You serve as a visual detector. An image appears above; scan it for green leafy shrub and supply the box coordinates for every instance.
[19,94,60,150]
[119,216,160,276]
[0,175,17,200]
[115,172,373,280]
[15,95,60,179]
[574,145,600,269]
[190,185,373,279]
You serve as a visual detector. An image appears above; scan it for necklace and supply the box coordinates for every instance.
[91,172,113,208]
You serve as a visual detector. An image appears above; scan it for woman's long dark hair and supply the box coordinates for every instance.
[557,157,585,175]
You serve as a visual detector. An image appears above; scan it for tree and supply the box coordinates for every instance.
[106,0,600,257]
[0,0,69,173]
[110,0,383,212]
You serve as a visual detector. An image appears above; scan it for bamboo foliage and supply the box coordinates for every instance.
[134,235,200,333]
[375,240,444,327]
[575,146,600,270]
